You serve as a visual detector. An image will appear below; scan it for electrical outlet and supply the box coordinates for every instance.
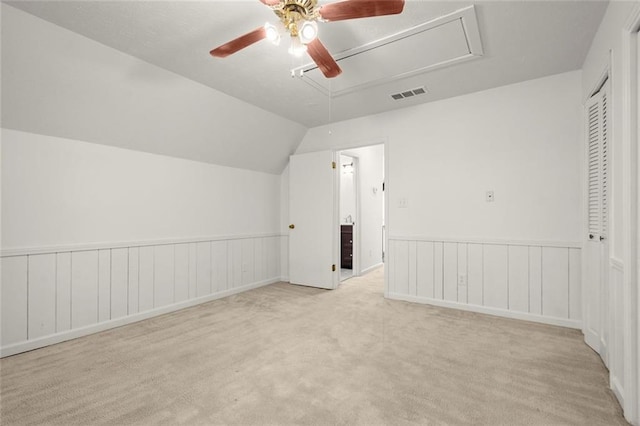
[458,274,467,286]
[242,263,249,272]
[398,197,408,208]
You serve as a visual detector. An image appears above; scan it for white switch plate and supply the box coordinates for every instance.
[398,197,408,208]
[486,191,494,202]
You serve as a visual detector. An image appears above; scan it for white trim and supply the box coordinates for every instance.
[0,277,279,358]
[612,376,626,411]
[361,262,384,275]
[388,235,581,248]
[1,233,284,258]
[622,5,640,424]
[584,63,611,104]
[387,292,582,330]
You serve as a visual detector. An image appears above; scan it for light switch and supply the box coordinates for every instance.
[486,191,494,202]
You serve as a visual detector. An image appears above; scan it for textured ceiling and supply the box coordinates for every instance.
[6,0,608,127]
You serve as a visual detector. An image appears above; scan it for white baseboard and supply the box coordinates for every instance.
[360,262,384,275]
[0,277,279,358]
[387,292,582,329]
[611,375,625,408]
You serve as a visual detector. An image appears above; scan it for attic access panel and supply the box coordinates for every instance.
[293,6,483,97]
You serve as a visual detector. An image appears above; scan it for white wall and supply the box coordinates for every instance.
[1,129,280,250]
[0,4,306,175]
[341,145,384,273]
[294,70,583,328]
[581,2,640,423]
[299,71,583,244]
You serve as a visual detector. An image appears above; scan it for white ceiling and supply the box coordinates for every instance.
[6,0,607,128]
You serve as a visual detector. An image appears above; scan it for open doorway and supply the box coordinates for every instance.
[338,144,385,283]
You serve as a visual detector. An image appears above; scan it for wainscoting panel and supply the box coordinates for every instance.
[528,246,543,315]
[111,248,129,320]
[71,250,99,329]
[0,234,283,357]
[128,247,140,315]
[434,242,444,299]
[28,254,57,340]
[467,244,483,306]
[483,244,508,310]
[174,244,190,303]
[98,249,111,323]
[1,256,28,346]
[457,243,468,304]
[508,246,529,313]
[56,252,72,332]
[139,246,154,312]
[542,247,569,319]
[154,245,175,308]
[416,242,435,298]
[388,238,582,328]
[196,242,212,297]
[443,242,458,302]
[211,241,227,294]
[568,249,582,320]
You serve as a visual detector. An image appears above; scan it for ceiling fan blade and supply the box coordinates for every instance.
[259,0,281,5]
[307,38,342,78]
[210,27,267,58]
[319,0,405,22]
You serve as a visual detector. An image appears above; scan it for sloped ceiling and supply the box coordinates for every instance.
[1,3,307,174]
[5,0,608,128]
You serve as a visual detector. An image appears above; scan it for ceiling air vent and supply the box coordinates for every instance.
[391,86,427,101]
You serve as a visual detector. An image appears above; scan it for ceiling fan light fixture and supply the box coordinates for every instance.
[264,22,281,45]
[298,20,318,44]
[288,36,307,57]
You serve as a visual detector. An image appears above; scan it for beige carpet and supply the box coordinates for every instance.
[0,267,627,425]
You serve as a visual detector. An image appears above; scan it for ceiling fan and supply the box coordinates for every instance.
[209,0,405,78]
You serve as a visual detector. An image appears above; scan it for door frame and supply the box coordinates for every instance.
[331,139,389,292]
[621,6,640,424]
[337,153,360,278]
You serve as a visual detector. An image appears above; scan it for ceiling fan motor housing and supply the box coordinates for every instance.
[274,0,320,36]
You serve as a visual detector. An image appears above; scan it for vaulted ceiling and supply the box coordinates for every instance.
[6,0,607,128]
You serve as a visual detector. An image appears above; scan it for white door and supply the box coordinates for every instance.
[289,150,337,289]
[584,82,610,365]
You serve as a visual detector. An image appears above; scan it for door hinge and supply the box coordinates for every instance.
[332,264,336,272]
[332,161,336,169]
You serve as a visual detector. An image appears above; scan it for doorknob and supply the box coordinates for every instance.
[589,234,594,239]
[289,224,295,229]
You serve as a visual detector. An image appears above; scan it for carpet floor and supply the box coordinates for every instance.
[0,267,627,425]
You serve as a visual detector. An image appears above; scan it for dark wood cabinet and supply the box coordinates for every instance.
[341,225,353,269]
